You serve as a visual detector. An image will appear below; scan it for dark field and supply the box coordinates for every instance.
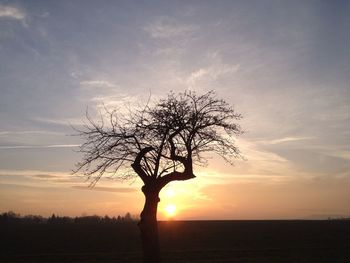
[1,220,350,262]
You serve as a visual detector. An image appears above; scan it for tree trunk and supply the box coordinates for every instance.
[138,185,161,263]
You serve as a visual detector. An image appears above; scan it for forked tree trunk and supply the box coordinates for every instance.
[138,185,161,263]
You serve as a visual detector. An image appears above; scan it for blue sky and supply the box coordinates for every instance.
[0,0,350,219]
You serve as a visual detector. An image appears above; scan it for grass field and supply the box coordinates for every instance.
[1,220,350,262]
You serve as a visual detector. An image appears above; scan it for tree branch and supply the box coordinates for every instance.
[131,146,154,184]
[157,170,196,190]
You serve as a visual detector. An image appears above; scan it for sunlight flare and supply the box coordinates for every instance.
[165,204,177,217]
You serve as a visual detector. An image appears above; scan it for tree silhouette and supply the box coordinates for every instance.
[75,90,242,263]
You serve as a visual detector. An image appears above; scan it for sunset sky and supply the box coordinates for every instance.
[1,0,350,220]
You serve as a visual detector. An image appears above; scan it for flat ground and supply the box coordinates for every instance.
[1,220,350,262]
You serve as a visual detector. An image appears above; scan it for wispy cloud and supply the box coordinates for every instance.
[182,51,240,89]
[0,144,80,149]
[72,185,136,193]
[34,117,85,126]
[186,64,240,88]
[231,138,296,177]
[0,169,79,186]
[90,93,154,114]
[80,80,117,89]
[0,169,67,177]
[32,174,59,179]
[326,150,350,161]
[0,5,25,20]
[0,130,63,136]
[258,136,314,145]
[144,16,197,39]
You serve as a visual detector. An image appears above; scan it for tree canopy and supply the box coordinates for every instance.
[75,90,243,188]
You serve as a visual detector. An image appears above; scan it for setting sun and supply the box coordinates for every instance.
[165,204,177,217]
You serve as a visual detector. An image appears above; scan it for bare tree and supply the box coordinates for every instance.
[75,90,242,263]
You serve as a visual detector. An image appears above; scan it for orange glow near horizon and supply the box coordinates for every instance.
[161,186,179,219]
[165,204,177,218]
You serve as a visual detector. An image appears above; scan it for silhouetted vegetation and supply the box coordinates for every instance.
[0,211,136,225]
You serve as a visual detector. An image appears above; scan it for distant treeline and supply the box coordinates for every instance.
[0,211,138,224]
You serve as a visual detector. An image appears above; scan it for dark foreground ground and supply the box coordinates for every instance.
[1,220,350,262]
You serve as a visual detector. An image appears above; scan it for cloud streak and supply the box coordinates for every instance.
[0,144,80,149]
[72,185,136,193]
[0,5,25,20]
[258,136,314,145]
[144,16,197,39]
[186,63,240,88]
[80,80,117,89]
[0,130,63,136]
[34,117,85,126]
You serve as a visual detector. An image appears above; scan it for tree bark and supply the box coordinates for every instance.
[138,185,161,263]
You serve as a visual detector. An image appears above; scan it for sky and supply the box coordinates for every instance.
[0,0,350,220]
